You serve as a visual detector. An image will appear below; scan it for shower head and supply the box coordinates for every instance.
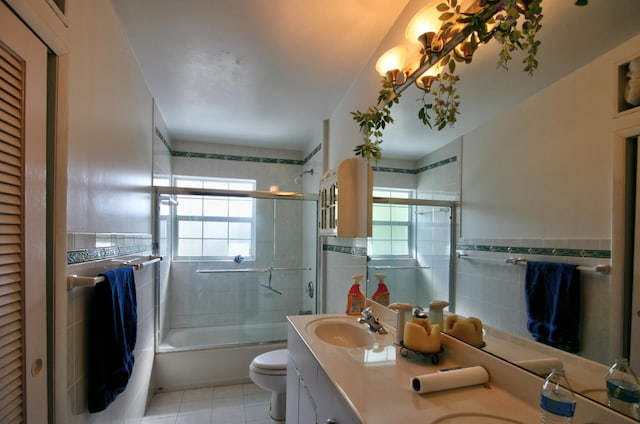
[294,169,314,184]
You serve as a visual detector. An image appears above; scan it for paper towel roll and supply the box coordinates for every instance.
[411,366,489,394]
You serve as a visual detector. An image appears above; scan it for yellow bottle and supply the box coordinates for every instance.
[346,274,366,315]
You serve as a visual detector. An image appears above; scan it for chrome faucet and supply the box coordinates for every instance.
[357,307,388,334]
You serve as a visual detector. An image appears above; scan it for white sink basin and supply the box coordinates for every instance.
[307,317,376,348]
[432,413,525,423]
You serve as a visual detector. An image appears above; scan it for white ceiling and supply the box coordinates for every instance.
[112,0,640,160]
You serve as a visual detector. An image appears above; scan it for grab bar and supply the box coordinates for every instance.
[196,266,311,274]
[67,255,163,289]
[456,252,610,274]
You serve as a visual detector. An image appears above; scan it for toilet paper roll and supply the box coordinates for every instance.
[411,366,489,394]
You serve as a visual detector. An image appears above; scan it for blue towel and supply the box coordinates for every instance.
[88,266,137,413]
[525,261,580,353]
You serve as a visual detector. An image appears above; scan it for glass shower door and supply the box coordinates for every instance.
[154,187,318,351]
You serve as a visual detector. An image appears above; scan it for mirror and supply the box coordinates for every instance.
[364,130,637,420]
[353,3,640,419]
[365,191,629,416]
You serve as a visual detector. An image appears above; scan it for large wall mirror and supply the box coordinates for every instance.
[359,62,640,422]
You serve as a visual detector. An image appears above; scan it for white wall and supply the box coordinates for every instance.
[62,0,155,421]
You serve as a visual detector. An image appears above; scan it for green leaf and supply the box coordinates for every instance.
[436,3,450,12]
[439,12,454,21]
[575,0,588,5]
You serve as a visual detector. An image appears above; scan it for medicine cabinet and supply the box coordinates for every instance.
[319,157,373,238]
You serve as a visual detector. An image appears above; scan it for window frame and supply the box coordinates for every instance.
[368,188,416,259]
[171,176,257,261]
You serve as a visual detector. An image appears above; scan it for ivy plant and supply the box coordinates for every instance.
[351,79,400,162]
[351,0,589,162]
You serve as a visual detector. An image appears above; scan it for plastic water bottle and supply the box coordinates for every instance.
[540,369,576,423]
[606,357,640,419]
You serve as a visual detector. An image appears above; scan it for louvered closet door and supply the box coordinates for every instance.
[0,3,49,423]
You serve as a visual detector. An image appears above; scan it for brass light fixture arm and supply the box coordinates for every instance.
[385,3,501,104]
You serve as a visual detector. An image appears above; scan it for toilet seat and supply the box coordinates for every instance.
[250,349,287,375]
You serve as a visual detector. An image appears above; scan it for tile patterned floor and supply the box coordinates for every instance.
[142,383,281,424]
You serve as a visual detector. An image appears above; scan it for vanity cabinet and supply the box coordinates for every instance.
[287,323,360,423]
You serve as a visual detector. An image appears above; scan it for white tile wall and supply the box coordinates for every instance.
[454,246,612,364]
[66,258,156,423]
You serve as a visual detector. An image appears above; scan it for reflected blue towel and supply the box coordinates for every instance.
[88,266,137,413]
[525,261,580,353]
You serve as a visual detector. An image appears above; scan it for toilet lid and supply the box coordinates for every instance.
[252,349,288,370]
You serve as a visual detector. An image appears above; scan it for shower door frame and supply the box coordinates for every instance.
[369,197,459,311]
[152,186,320,351]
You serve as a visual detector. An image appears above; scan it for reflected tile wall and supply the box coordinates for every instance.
[455,238,612,364]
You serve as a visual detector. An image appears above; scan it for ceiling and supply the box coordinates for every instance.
[112,0,640,160]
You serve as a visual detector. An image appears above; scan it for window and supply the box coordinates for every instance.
[368,188,414,258]
[173,177,256,260]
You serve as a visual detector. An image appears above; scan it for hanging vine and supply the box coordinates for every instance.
[350,0,590,163]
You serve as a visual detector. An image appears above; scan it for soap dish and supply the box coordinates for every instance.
[399,344,443,364]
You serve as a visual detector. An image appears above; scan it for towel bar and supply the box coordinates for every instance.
[196,266,312,274]
[67,255,163,289]
[457,252,610,274]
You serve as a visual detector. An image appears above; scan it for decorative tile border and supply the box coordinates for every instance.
[303,144,322,165]
[456,243,611,259]
[373,155,457,175]
[67,232,153,265]
[67,244,154,265]
[155,127,320,166]
[323,244,367,257]
[157,126,454,174]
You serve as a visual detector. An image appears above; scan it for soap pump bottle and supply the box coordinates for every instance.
[372,273,390,306]
[346,274,366,315]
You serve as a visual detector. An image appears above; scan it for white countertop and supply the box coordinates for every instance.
[288,314,541,423]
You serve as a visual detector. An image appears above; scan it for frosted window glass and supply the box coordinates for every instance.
[204,181,227,189]
[372,205,391,221]
[203,239,228,255]
[373,225,391,239]
[229,222,251,238]
[370,240,391,256]
[391,205,409,221]
[229,199,253,217]
[179,221,202,238]
[204,222,228,238]
[393,226,408,240]
[177,239,202,256]
[229,240,251,256]
[177,197,202,215]
[391,241,409,255]
[204,198,228,216]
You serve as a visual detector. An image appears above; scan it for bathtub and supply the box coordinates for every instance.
[159,322,289,350]
[153,323,288,392]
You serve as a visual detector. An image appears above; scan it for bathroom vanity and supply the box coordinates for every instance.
[287,313,636,423]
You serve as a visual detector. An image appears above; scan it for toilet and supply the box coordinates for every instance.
[249,349,288,421]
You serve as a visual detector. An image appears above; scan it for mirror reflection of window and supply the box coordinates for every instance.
[369,188,415,259]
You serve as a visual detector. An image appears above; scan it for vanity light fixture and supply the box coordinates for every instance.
[375,0,482,93]
[404,2,446,55]
[354,0,589,163]
[415,60,443,92]
[375,45,410,86]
